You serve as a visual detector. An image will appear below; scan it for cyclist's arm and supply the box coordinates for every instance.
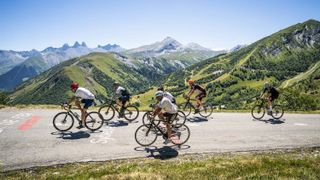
[152,107,162,116]
[187,89,194,97]
[68,96,76,105]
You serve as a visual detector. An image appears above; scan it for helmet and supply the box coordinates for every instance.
[188,79,194,85]
[264,82,270,88]
[70,82,79,90]
[113,81,120,86]
[157,86,164,91]
[155,91,164,97]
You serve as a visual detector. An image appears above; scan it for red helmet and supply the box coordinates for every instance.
[70,82,79,90]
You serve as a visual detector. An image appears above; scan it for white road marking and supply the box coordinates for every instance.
[0,128,3,134]
[294,123,308,126]
[185,123,200,127]
[90,127,115,144]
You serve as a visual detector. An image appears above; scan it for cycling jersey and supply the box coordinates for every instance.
[75,87,95,100]
[163,91,175,103]
[263,86,279,97]
[191,84,206,93]
[159,97,177,114]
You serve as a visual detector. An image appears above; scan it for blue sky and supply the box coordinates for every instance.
[0,0,319,51]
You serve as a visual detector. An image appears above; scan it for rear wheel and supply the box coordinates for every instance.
[98,105,115,121]
[251,105,265,120]
[135,124,158,146]
[124,105,139,122]
[84,112,104,131]
[199,104,213,118]
[171,124,190,145]
[178,102,192,117]
[271,105,284,119]
[53,112,74,132]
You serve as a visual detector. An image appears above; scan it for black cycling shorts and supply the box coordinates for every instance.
[196,92,207,101]
[163,112,176,123]
[81,99,94,109]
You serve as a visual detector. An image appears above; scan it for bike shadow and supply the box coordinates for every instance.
[51,131,91,140]
[134,145,190,160]
[252,118,285,125]
[106,120,129,127]
[187,116,208,123]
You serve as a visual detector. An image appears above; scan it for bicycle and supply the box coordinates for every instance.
[135,114,190,146]
[53,103,104,132]
[98,98,139,122]
[251,97,284,120]
[178,94,213,117]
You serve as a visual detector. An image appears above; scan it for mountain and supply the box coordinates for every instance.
[229,44,247,52]
[1,38,223,91]
[0,42,124,90]
[137,19,320,110]
[0,56,50,90]
[8,51,195,104]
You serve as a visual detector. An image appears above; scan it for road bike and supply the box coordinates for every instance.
[251,97,284,120]
[135,114,190,146]
[178,94,213,117]
[98,98,139,122]
[142,103,186,127]
[53,103,103,132]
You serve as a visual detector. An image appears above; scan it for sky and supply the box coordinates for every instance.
[0,0,320,51]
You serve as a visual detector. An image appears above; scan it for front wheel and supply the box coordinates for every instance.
[178,102,192,117]
[85,112,104,131]
[172,110,186,127]
[124,105,139,122]
[171,124,190,145]
[199,104,213,118]
[98,105,115,121]
[251,105,265,120]
[271,105,284,119]
[53,112,74,132]
[135,124,158,146]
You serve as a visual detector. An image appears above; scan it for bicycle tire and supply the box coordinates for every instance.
[199,104,213,118]
[178,102,192,117]
[251,105,265,120]
[53,112,74,132]
[98,105,115,121]
[171,124,190,145]
[124,105,139,122]
[84,112,104,131]
[172,110,186,127]
[135,124,158,146]
[142,111,161,126]
[271,105,284,119]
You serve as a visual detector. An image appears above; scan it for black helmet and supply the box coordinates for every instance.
[157,86,164,91]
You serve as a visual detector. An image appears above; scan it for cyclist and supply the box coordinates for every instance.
[260,82,279,115]
[151,91,178,144]
[158,87,176,104]
[68,82,95,129]
[114,82,131,118]
[186,79,206,113]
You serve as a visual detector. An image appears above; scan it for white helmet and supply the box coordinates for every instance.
[155,91,164,97]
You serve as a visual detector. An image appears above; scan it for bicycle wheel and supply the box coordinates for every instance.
[124,105,139,122]
[85,112,104,131]
[271,105,284,119]
[171,124,190,145]
[98,105,115,121]
[142,111,161,126]
[199,104,213,118]
[172,110,186,127]
[251,105,265,120]
[178,102,192,117]
[135,124,158,146]
[53,112,74,132]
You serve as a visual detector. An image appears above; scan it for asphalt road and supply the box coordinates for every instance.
[0,108,319,171]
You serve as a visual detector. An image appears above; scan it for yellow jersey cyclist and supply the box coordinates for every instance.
[186,79,207,113]
[68,82,95,129]
[260,82,279,115]
[113,82,131,118]
[151,91,179,144]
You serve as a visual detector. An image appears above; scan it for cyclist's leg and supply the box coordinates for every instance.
[75,99,85,124]
[82,99,93,123]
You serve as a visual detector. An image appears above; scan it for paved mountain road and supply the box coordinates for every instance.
[0,108,319,171]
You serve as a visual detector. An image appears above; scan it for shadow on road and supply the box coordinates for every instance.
[107,120,129,127]
[134,145,190,160]
[253,118,285,125]
[187,116,208,123]
[51,131,91,140]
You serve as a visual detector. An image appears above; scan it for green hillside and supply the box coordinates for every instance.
[137,19,320,110]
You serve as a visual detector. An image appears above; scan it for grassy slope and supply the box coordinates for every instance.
[2,148,320,179]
